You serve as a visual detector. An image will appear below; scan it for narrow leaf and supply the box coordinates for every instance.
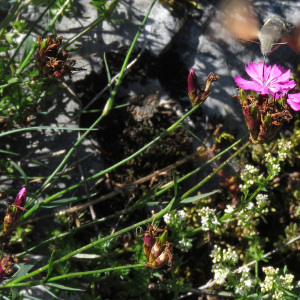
[180,190,221,204]
[46,283,85,291]
[43,251,55,283]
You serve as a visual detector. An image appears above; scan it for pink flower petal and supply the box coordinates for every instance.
[234,75,263,91]
[287,93,300,111]
[235,62,297,97]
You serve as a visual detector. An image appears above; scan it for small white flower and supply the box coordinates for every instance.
[224,205,235,214]
[163,213,172,224]
[176,210,188,222]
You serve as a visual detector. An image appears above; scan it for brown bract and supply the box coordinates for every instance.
[1,204,27,237]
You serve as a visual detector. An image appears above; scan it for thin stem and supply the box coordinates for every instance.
[63,0,120,47]
[23,100,205,220]
[192,140,251,234]
[2,264,145,288]
[18,138,246,256]
[27,0,157,206]
[183,141,251,201]
[0,126,96,138]
[6,198,175,286]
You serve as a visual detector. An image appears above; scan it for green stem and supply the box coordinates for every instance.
[155,135,248,200]
[2,264,145,288]
[0,126,96,138]
[17,202,144,257]
[0,79,32,90]
[16,0,72,75]
[63,0,120,48]
[17,136,247,256]
[23,100,204,220]
[26,0,156,206]
[192,140,251,234]
[7,198,175,286]
[183,140,251,200]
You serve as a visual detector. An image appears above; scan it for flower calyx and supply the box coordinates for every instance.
[236,89,292,144]
[1,187,27,237]
[137,223,172,269]
[187,69,220,107]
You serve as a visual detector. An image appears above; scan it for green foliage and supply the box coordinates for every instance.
[0,1,300,299]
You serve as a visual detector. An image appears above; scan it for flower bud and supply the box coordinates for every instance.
[188,69,197,94]
[143,227,156,261]
[187,70,219,106]
[187,69,200,106]
[1,187,27,236]
[14,187,27,207]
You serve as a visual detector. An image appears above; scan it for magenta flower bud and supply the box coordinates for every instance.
[188,69,197,94]
[14,187,27,207]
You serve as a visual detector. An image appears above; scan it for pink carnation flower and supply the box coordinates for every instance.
[234,62,300,111]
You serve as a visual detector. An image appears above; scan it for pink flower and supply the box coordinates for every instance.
[287,93,300,111]
[234,62,300,111]
[234,62,295,95]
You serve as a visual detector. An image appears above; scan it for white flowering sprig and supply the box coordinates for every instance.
[210,245,238,285]
[163,210,193,253]
[197,207,221,231]
[260,266,295,299]
[239,164,263,194]
[235,266,254,296]
[265,141,292,180]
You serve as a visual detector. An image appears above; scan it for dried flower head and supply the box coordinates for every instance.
[0,255,18,282]
[35,35,84,79]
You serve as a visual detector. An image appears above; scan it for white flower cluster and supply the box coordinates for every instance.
[256,193,270,214]
[278,141,292,152]
[164,210,193,253]
[278,141,291,161]
[198,207,220,231]
[212,264,230,285]
[265,152,281,179]
[224,204,235,214]
[163,210,188,225]
[239,164,262,192]
[235,266,253,296]
[260,266,294,299]
[210,245,238,285]
[177,236,193,252]
[237,204,257,230]
[210,245,238,265]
